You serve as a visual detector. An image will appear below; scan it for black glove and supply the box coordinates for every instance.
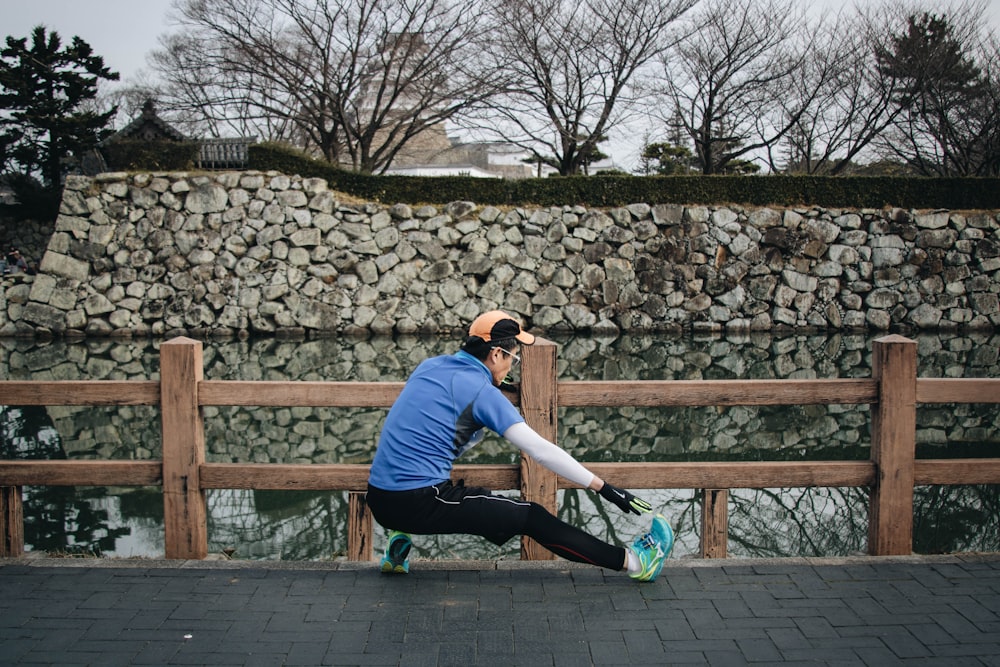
[498,377,520,393]
[598,482,652,515]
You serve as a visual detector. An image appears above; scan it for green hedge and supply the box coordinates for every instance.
[102,140,200,172]
[244,142,1000,210]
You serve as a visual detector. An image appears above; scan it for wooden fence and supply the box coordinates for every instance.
[197,138,255,170]
[1,334,999,561]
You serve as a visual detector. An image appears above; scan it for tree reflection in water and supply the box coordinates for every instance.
[728,487,869,557]
[1,405,131,556]
[1,331,997,560]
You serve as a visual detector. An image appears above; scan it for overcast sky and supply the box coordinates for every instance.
[6,0,999,84]
[5,0,1000,169]
[4,0,176,82]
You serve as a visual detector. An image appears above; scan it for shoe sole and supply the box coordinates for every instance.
[380,561,408,574]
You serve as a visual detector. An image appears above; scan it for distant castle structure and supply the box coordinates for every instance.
[99,100,255,171]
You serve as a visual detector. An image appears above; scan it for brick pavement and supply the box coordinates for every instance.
[1,553,998,666]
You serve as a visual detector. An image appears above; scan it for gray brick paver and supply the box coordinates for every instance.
[852,645,906,666]
[880,630,933,659]
[952,598,1000,625]
[713,597,755,618]
[657,650,715,665]
[793,615,839,639]
[652,616,697,641]
[815,606,867,627]
[764,626,811,651]
[739,589,780,611]
[622,628,665,658]
[908,658,988,667]
[778,647,867,664]
[476,628,514,655]
[327,629,370,653]
[736,636,782,662]
[284,640,333,665]
[701,650,752,666]
[587,638,631,665]
[514,637,564,660]
[118,641,182,665]
[166,651,250,665]
[930,642,1000,657]
[930,609,988,638]
[396,647,440,667]
[0,638,37,663]
[662,638,741,654]
[684,605,724,630]
[470,655,516,667]
[547,611,586,633]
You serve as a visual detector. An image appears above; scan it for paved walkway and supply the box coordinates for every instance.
[1,553,998,666]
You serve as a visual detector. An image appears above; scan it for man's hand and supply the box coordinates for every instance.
[498,378,520,398]
[598,482,652,515]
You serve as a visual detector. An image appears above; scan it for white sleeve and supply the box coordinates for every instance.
[503,421,595,489]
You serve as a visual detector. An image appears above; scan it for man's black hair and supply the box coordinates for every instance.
[461,335,518,361]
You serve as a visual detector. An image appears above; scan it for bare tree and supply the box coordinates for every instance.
[660,0,824,175]
[774,4,909,175]
[467,0,698,176]
[150,0,499,173]
[771,0,1000,176]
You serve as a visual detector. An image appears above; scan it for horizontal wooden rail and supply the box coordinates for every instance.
[584,461,877,489]
[6,459,997,491]
[916,378,1000,404]
[914,459,1000,485]
[198,380,404,407]
[199,463,520,491]
[0,381,160,406]
[0,461,162,486]
[201,461,882,492]
[3,378,994,411]
[557,379,878,407]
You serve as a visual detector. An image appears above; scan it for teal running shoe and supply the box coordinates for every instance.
[629,514,673,582]
[380,531,412,574]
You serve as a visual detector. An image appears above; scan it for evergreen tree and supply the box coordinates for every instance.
[877,12,983,112]
[0,26,118,214]
[641,141,696,175]
[874,12,997,176]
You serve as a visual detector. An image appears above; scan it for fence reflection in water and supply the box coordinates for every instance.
[1,331,998,560]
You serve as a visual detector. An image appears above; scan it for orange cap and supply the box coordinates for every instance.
[468,310,535,345]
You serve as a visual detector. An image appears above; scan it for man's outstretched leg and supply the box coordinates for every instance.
[524,503,674,582]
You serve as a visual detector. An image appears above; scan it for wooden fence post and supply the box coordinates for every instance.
[348,491,373,561]
[700,489,728,558]
[869,334,917,556]
[0,485,24,557]
[160,337,208,559]
[519,337,559,560]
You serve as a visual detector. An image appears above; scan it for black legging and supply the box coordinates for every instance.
[524,502,627,571]
[367,482,627,571]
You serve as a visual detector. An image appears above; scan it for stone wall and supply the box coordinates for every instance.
[1,171,998,337]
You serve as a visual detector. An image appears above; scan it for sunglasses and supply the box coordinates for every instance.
[496,347,521,366]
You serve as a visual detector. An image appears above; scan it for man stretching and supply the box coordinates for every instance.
[366,310,673,581]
